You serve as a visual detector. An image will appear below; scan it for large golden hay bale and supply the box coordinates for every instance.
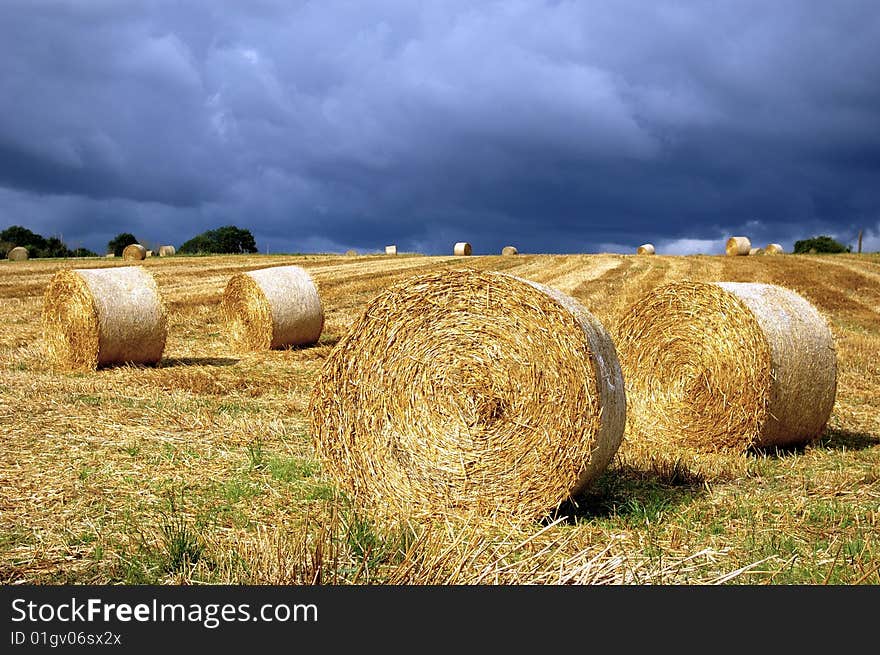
[8,246,28,261]
[637,243,655,255]
[616,281,837,453]
[454,241,472,256]
[309,269,626,521]
[42,266,167,371]
[221,265,323,351]
[158,245,176,257]
[122,243,147,260]
[385,245,398,255]
[765,243,784,255]
[726,236,751,256]
[501,245,518,255]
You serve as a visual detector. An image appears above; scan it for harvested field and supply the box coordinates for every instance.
[1,252,879,584]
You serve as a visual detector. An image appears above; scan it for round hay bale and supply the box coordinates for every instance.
[501,246,518,256]
[615,281,837,453]
[42,266,167,371]
[158,245,176,257]
[309,269,626,521]
[8,246,28,261]
[122,244,147,261]
[749,247,764,256]
[385,245,398,255]
[637,244,655,255]
[726,236,751,256]
[765,243,784,255]
[105,253,116,258]
[221,265,323,351]
[453,241,472,256]
[345,249,358,256]
[145,250,153,257]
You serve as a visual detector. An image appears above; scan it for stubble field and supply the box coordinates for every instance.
[1,251,878,584]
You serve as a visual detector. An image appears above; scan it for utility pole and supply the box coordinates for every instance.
[857,229,863,254]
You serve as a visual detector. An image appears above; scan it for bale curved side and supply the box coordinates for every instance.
[309,269,626,521]
[8,246,28,261]
[637,244,655,255]
[122,244,147,261]
[158,245,176,257]
[501,246,518,256]
[615,281,836,452]
[221,265,323,351]
[726,236,751,256]
[385,245,398,255]
[454,242,472,256]
[42,266,167,371]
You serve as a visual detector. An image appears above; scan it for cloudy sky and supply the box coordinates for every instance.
[1,0,879,255]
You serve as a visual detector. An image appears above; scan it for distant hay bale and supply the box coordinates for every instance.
[637,244,655,255]
[748,247,764,256]
[105,253,115,258]
[158,245,176,257]
[345,249,358,256]
[221,265,323,352]
[765,243,784,255]
[145,250,153,257]
[454,241,472,256]
[310,269,626,521]
[385,245,398,255]
[42,266,167,371]
[122,244,147,261]
[8,246,28,261]
[616,281,837,453]
[726,236,751,256]
[501,246,518,255]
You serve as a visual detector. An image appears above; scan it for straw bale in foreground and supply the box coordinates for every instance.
[42,266,167,371]
[615,281,837,452]
[221,265,323,351]
[726,236,751,256]
[122,244,147,260]
[7,246,28,261]
[309,269,626,521]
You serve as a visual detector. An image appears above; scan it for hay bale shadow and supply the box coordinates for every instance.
[160,357,239,367]
[548,459,707,525]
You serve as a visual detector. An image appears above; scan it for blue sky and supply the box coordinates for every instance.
[1,0,879,255]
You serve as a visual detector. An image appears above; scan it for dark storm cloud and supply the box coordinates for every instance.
[1,0,878,254]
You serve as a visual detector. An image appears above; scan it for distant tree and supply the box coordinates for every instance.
[71,247,98,257]
[107,232,139,257]
[793,235,850,254]
[179,225,258,254]
[0,225,76,257]
[1,225,48,252]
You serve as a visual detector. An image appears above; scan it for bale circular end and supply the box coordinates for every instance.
[726,236,751,256]
[221,265,323,352]
[453,241,472,256]
[637,244,655,255]
[42,267,167,371]
[122,244,147,261]
[501,246,518,256]
[385,245,398,255]
[765,243,784,255]
[309,269,626,521]
[616,281,836,452]
[8,246,29,261]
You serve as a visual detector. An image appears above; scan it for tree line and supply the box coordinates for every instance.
[2,225,258,258]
